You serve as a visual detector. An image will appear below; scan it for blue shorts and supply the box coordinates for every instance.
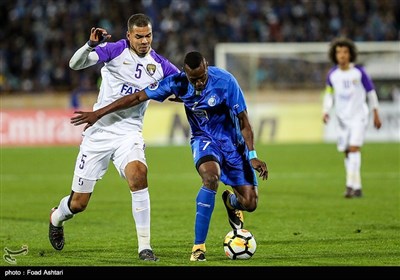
[190,136,257,187]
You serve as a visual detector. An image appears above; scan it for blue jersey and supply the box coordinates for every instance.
[145,66,247,150]
[145,66,256,187]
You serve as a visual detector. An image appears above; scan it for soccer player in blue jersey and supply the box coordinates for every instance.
[48,14,179,261]
[322,37,382,198]
[71,51,268,261]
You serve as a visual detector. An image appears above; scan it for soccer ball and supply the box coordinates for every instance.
[223,228,256,260]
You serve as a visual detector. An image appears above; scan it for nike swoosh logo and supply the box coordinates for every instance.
[197,202,211,208]
[123,61,131,65]
[135,207,147,212]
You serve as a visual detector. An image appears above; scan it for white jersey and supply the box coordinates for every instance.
[325,64,375,122]
[70,39,179,135]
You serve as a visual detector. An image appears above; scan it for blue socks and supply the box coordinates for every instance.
[194,186,216,244]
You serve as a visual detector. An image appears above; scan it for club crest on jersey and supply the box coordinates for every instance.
[148,81,159,90]
[146,64,156,76]
[207,95,217,107]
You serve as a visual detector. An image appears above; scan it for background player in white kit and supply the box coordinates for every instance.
[322,37,382,198]
[48,13,179,261]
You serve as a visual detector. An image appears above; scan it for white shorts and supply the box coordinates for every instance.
[73,127,147,182]
[336,118,368,152]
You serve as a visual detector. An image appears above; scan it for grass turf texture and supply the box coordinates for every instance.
[0,143,399,269]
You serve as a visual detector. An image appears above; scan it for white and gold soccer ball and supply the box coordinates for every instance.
[223,228,256,260]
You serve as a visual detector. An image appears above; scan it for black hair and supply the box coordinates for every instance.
[127,13,152,30]
[184,51,204,69]
[328,37,358,64]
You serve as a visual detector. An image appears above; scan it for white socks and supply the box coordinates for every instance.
[131,188,151,252]
[51,189,152,253]
[345,151,362,190]
[51,195,74,227]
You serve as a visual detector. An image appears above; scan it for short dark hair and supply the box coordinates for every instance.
[184,51,204,69]
[328,37,357,64]
[127,13,152,31]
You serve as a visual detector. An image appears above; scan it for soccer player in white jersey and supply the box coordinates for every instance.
[48,14,179,261]
[70,51,268,261]
[322,37,382,198]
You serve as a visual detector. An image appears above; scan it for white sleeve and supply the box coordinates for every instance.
[367,89,379,109]
[322,92,333,113]
[69,43,100,70]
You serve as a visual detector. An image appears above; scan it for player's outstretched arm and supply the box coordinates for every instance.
[71,90,150,130]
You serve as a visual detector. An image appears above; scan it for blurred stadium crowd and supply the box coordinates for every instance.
[1,0,399,94]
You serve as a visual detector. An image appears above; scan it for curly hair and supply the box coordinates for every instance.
[328,37,357,64]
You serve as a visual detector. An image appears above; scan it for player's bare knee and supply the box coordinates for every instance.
[69,179,92,213]
[246,204,257,212]
[69,200,88,213]
[127,176,148,192]
[241,195,258,212]
[242,201,257,212]
[349,146,360,152]
[202,174,219,190]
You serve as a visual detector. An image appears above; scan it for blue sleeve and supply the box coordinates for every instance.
[144,74,175,102]
[145,72,187,102]
[226,74,247,115]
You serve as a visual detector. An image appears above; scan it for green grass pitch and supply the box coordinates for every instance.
[1,143,399,270]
